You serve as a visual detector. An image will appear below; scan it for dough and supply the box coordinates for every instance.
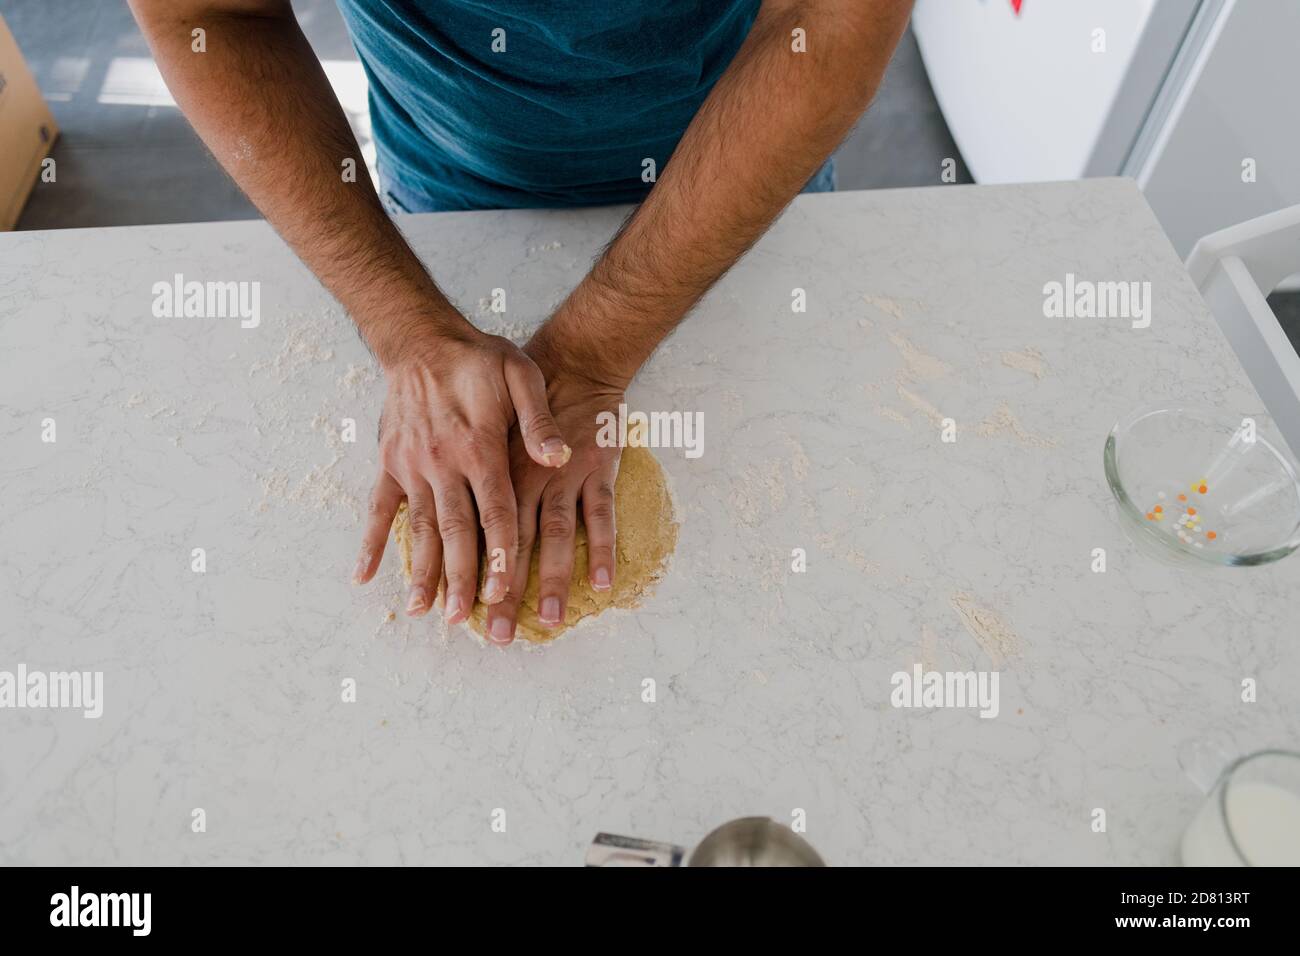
[391,444,677,643]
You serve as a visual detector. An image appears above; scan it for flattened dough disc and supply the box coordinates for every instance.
[391,444,677,643]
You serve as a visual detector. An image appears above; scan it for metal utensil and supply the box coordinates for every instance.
[586,816,826,867]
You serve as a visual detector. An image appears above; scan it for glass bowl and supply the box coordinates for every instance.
[1104,406,1300,567]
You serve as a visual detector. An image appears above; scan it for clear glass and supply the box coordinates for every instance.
[1181,749,1300,866]
[1105,406,1300,567]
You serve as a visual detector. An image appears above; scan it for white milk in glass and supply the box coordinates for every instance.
[1182,780,1300,866]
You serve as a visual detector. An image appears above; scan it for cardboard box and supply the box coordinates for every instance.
[0,14,59,230]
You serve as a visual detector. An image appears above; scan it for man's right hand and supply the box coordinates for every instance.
[351,318,570,640]
[126,4,572,630]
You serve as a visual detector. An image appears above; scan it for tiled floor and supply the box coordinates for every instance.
[9,0,355,227]
[6,0,1297,346]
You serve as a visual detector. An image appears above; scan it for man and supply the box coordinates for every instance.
[130,0,912,645]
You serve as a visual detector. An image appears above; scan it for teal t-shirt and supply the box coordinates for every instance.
[334,0,760,210]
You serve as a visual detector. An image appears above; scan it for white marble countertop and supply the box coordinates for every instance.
[1,178,1296,865]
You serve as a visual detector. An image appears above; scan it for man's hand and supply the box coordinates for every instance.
[128,1,581,625]
[482,344,627,646]
[352,318,570,634]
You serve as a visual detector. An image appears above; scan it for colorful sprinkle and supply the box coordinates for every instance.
[1150,478,1220,547]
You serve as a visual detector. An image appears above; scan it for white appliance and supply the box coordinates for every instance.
[912,0,1300,276]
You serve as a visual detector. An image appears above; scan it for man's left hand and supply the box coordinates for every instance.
[482,349,627,645]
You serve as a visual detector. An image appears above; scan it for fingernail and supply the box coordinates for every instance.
[592,566,611,591]
[539,596,561,625]
[352,551,371,584]
[406,586,427,614]
[489,617,514,645]
[541,439,572,467]
[445,594,464,621]
[483,576,505,603]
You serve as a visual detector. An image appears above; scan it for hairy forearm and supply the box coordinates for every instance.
[129,0,470,365]
[533,0,913,386]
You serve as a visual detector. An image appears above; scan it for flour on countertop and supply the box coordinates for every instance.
[977,401,1058,447]
[730,472,769,527]
[252,457,359,519]
[874,405,910,427]
[471,291,534,340]
[783,435,811,483]
[477,316,532,342]
[111,309,520,661]
[862,293,909,321]
[372,608,397,640]
[896,383,944,426]
[340,362,379,396]
[759,458,787,508]
[855,296,956,429]
[310,412,350,455]
[727,433,814,525]
[887,331,951,426]
[889,331,951,381]
[920,624,939,673]
[1000,347,1048,380]
[816,530,881,576]
[248,314,337,379]
[950,592,1020,666]
[242,313,372,522]
[841,548,880,574]
[116,389,228,447]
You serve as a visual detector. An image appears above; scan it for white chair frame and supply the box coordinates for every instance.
[1186,205,1300,458]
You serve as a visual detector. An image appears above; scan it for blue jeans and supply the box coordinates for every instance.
[380,157,836,214]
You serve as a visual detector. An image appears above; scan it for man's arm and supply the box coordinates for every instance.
[130,0,448,361]
[529,0,914,385]
[129,0,569,636]
[484,0,913,643]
